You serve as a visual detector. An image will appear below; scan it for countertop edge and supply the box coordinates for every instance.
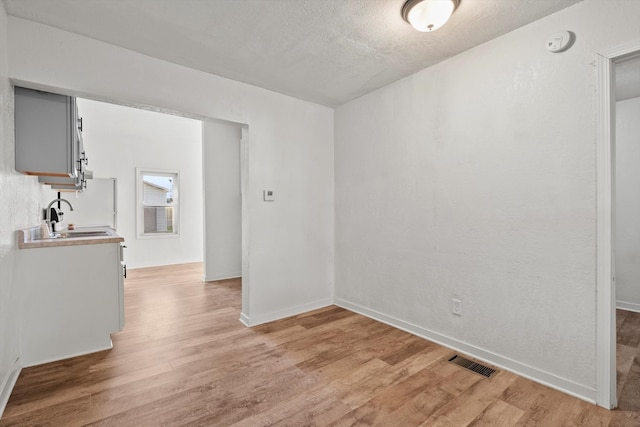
[17,226,125,249]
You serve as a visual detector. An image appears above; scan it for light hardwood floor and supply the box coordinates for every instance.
[1,262,639,426]
[617,309,640,413]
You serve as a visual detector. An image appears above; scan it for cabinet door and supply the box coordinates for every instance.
[17,243,122,366]
[118,243,126,329]
[38,128,88,189]
[15,87,76,177]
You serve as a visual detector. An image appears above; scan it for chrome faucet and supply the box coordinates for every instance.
[46,198,74,232]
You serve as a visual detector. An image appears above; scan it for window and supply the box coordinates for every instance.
[136,168,179,237]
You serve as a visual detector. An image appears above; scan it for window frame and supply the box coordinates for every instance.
[136,167,180,238]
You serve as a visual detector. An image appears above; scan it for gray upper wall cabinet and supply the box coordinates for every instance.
[38,137,90,190]
[14,86,83,178]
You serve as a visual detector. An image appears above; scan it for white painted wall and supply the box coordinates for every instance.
[0,3,48,416]
[72,99,203,269]
[62,178,117,229]
[616,97,640,312]
[203,120,242,282]
[7,17,335,325]
[334,0,640,403]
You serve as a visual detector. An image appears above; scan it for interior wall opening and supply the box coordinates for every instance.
[66,97,247,319]
[613,52,640,410]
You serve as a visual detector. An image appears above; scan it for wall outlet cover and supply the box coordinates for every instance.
[452,298,463,316]
[263,189,275,201]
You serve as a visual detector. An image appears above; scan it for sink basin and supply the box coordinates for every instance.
[51,230,111,239]
[19,226,121,248]
[67,230,110,236]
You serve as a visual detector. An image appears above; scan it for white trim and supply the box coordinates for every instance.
[0,359,21,419]
[617,301,640,313]
[240,125,251,323]
[335,298,596,403]
[22,340,113,369]
[596,51,617,410]
[240,298,333,327]
[135,233,180,240]
[239,312,251,327]
[135,167,180,238]
[595,40,640,410]
[599,41,640,61]
[126,257,203,270]
[203,272,242,282]
[201,122,208,289]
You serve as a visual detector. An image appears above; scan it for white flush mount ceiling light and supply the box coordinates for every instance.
[402,0,460,32]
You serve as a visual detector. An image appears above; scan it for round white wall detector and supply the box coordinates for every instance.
[546,31,575,53]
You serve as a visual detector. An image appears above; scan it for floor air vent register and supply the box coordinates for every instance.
[448,354,498,379]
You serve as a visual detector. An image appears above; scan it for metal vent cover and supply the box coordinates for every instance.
[448,354,498,379]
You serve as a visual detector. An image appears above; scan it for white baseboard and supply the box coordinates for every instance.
[617,300,640,313]
[0,359,21,419]
[334,297,596,404]
[203,272,242,282]
[128,258,203,270]
[22,340,113,368]
[240,298,333,327]
[239,312,250,327]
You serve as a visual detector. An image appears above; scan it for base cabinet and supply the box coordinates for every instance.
[17,243,124,367]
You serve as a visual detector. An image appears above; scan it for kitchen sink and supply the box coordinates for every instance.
[64,230,111,237]
[51,230,111,238]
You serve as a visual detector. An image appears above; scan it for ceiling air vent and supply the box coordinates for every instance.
[448,354,498,379]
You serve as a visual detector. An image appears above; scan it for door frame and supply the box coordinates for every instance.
[596,40,640,409]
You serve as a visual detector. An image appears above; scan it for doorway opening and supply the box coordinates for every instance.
[596,42,640,409]
[612,53,640,410]
[71,98,249,323]
[202,119,243,284]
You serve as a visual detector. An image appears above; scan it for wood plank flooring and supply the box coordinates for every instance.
[617,309,640,412]
[1,262,639,426]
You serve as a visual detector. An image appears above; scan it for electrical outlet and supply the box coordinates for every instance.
[263,189,275,201]
[452,298,462,316]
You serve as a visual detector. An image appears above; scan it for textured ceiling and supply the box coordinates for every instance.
[3,0,585,107]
